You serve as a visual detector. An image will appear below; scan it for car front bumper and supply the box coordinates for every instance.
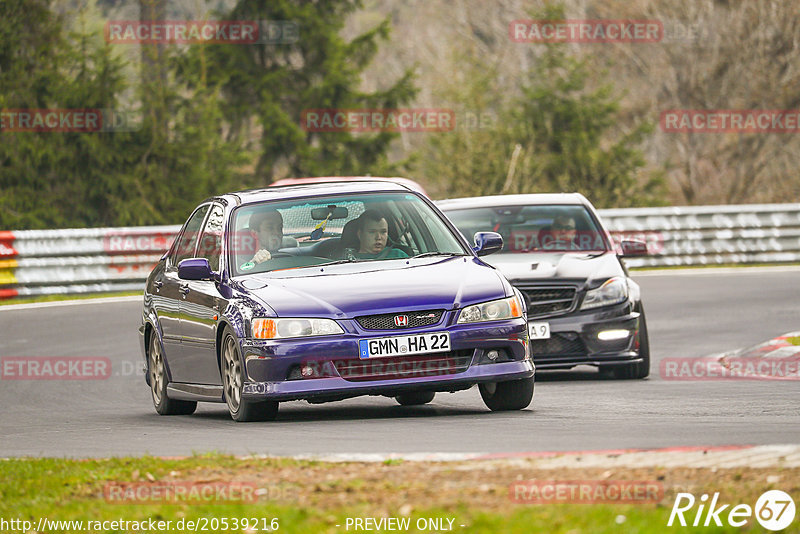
[238,318,534,402]
[528,301,643,369]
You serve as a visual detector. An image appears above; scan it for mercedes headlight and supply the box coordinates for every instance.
[251,318,343,339]
[457,296,523,324]
[580,277,628,310]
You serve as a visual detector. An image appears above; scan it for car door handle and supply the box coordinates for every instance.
[153,280,164,290]
[179,284,190,295]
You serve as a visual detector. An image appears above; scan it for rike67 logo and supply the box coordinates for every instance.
[668,490,796,531]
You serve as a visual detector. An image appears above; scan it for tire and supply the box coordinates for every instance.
[220,326,279,422]
[395,391,435,406]
[613,307,651,379]
[479,377,534,411]
[149,332,197,415]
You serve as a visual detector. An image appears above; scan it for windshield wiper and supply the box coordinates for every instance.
[321,258,361,267]
[412,252,466,259]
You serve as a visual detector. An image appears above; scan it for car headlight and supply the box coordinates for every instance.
[251,318,343,339]
[581,277,628,310]
[457,296,523,324]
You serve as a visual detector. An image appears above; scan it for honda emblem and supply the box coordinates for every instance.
[394,315,409,327]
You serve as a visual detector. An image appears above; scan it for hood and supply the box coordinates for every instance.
[485,252,624,287]
[234,257,509,318]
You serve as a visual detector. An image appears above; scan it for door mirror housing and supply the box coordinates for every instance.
[178,258,215,280]
[620,240,648,257]
[473,232,504,257]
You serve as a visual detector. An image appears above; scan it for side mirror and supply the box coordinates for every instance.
[473,232,503,257]
[620,240,648,257]
[178,258,214,280]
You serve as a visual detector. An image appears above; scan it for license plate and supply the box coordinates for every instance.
[359,332,450,359]
[529,322,551,339]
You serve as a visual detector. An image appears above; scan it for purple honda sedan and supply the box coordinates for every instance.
[139,180,533,421]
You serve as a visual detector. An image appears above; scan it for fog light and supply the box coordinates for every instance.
[486,350,500,361]
[245,354,271,381]
[597,329,629,341]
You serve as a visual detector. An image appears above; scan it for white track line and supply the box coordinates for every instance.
[267,445,800,467]
[0,295,141,311]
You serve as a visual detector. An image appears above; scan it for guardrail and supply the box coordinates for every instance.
[0,226,178,299]
[599,203,800,267]
[1,203,799,298]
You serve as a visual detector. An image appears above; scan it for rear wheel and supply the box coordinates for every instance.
[395,391,435,406]
[221,326,278,422]
[613,308,650,380]
[149,332,196,415]
[479,377,534,411]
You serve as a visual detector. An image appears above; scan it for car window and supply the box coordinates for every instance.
[196,204,225,271]
[229,192,467,276]
[444,204,609,252]
[170,204,210,266]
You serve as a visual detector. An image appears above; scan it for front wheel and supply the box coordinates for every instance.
[221,326,279,422]
[149,332,196,415]
[479,377,534,411]
[613,308,650,380]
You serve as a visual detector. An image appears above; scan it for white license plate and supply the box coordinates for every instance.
[359,332,451,359]
[529,322,551,339]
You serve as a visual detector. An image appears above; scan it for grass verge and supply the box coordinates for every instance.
[1,454,796,533]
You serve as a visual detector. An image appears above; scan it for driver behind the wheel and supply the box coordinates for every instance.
[249,210,284,264]
[354,210,409,260]
[540,214,581,251]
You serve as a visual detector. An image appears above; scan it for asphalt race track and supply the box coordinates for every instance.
[1,268,798,458]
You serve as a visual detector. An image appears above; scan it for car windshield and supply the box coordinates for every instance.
[444,204,609,253]
[229,192,467,276]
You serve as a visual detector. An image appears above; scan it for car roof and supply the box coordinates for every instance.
[268,176,427,195]
[436,193,590,210]
[208,179,415,206]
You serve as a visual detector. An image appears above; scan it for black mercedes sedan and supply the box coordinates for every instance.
[438,193,650,378]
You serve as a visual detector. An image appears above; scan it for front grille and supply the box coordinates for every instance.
[356,309,445,330]
[517,285,577,317]
[332,350,474,382]
[530,333,586,357]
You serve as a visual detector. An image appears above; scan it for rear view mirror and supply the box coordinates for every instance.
[620,240,648,257]
[311,206,349,220]
[491,207,525,224]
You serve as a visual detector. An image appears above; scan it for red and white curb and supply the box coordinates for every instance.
[660,332,800,381]
[12,445,797,467]
[716,332,800,381]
